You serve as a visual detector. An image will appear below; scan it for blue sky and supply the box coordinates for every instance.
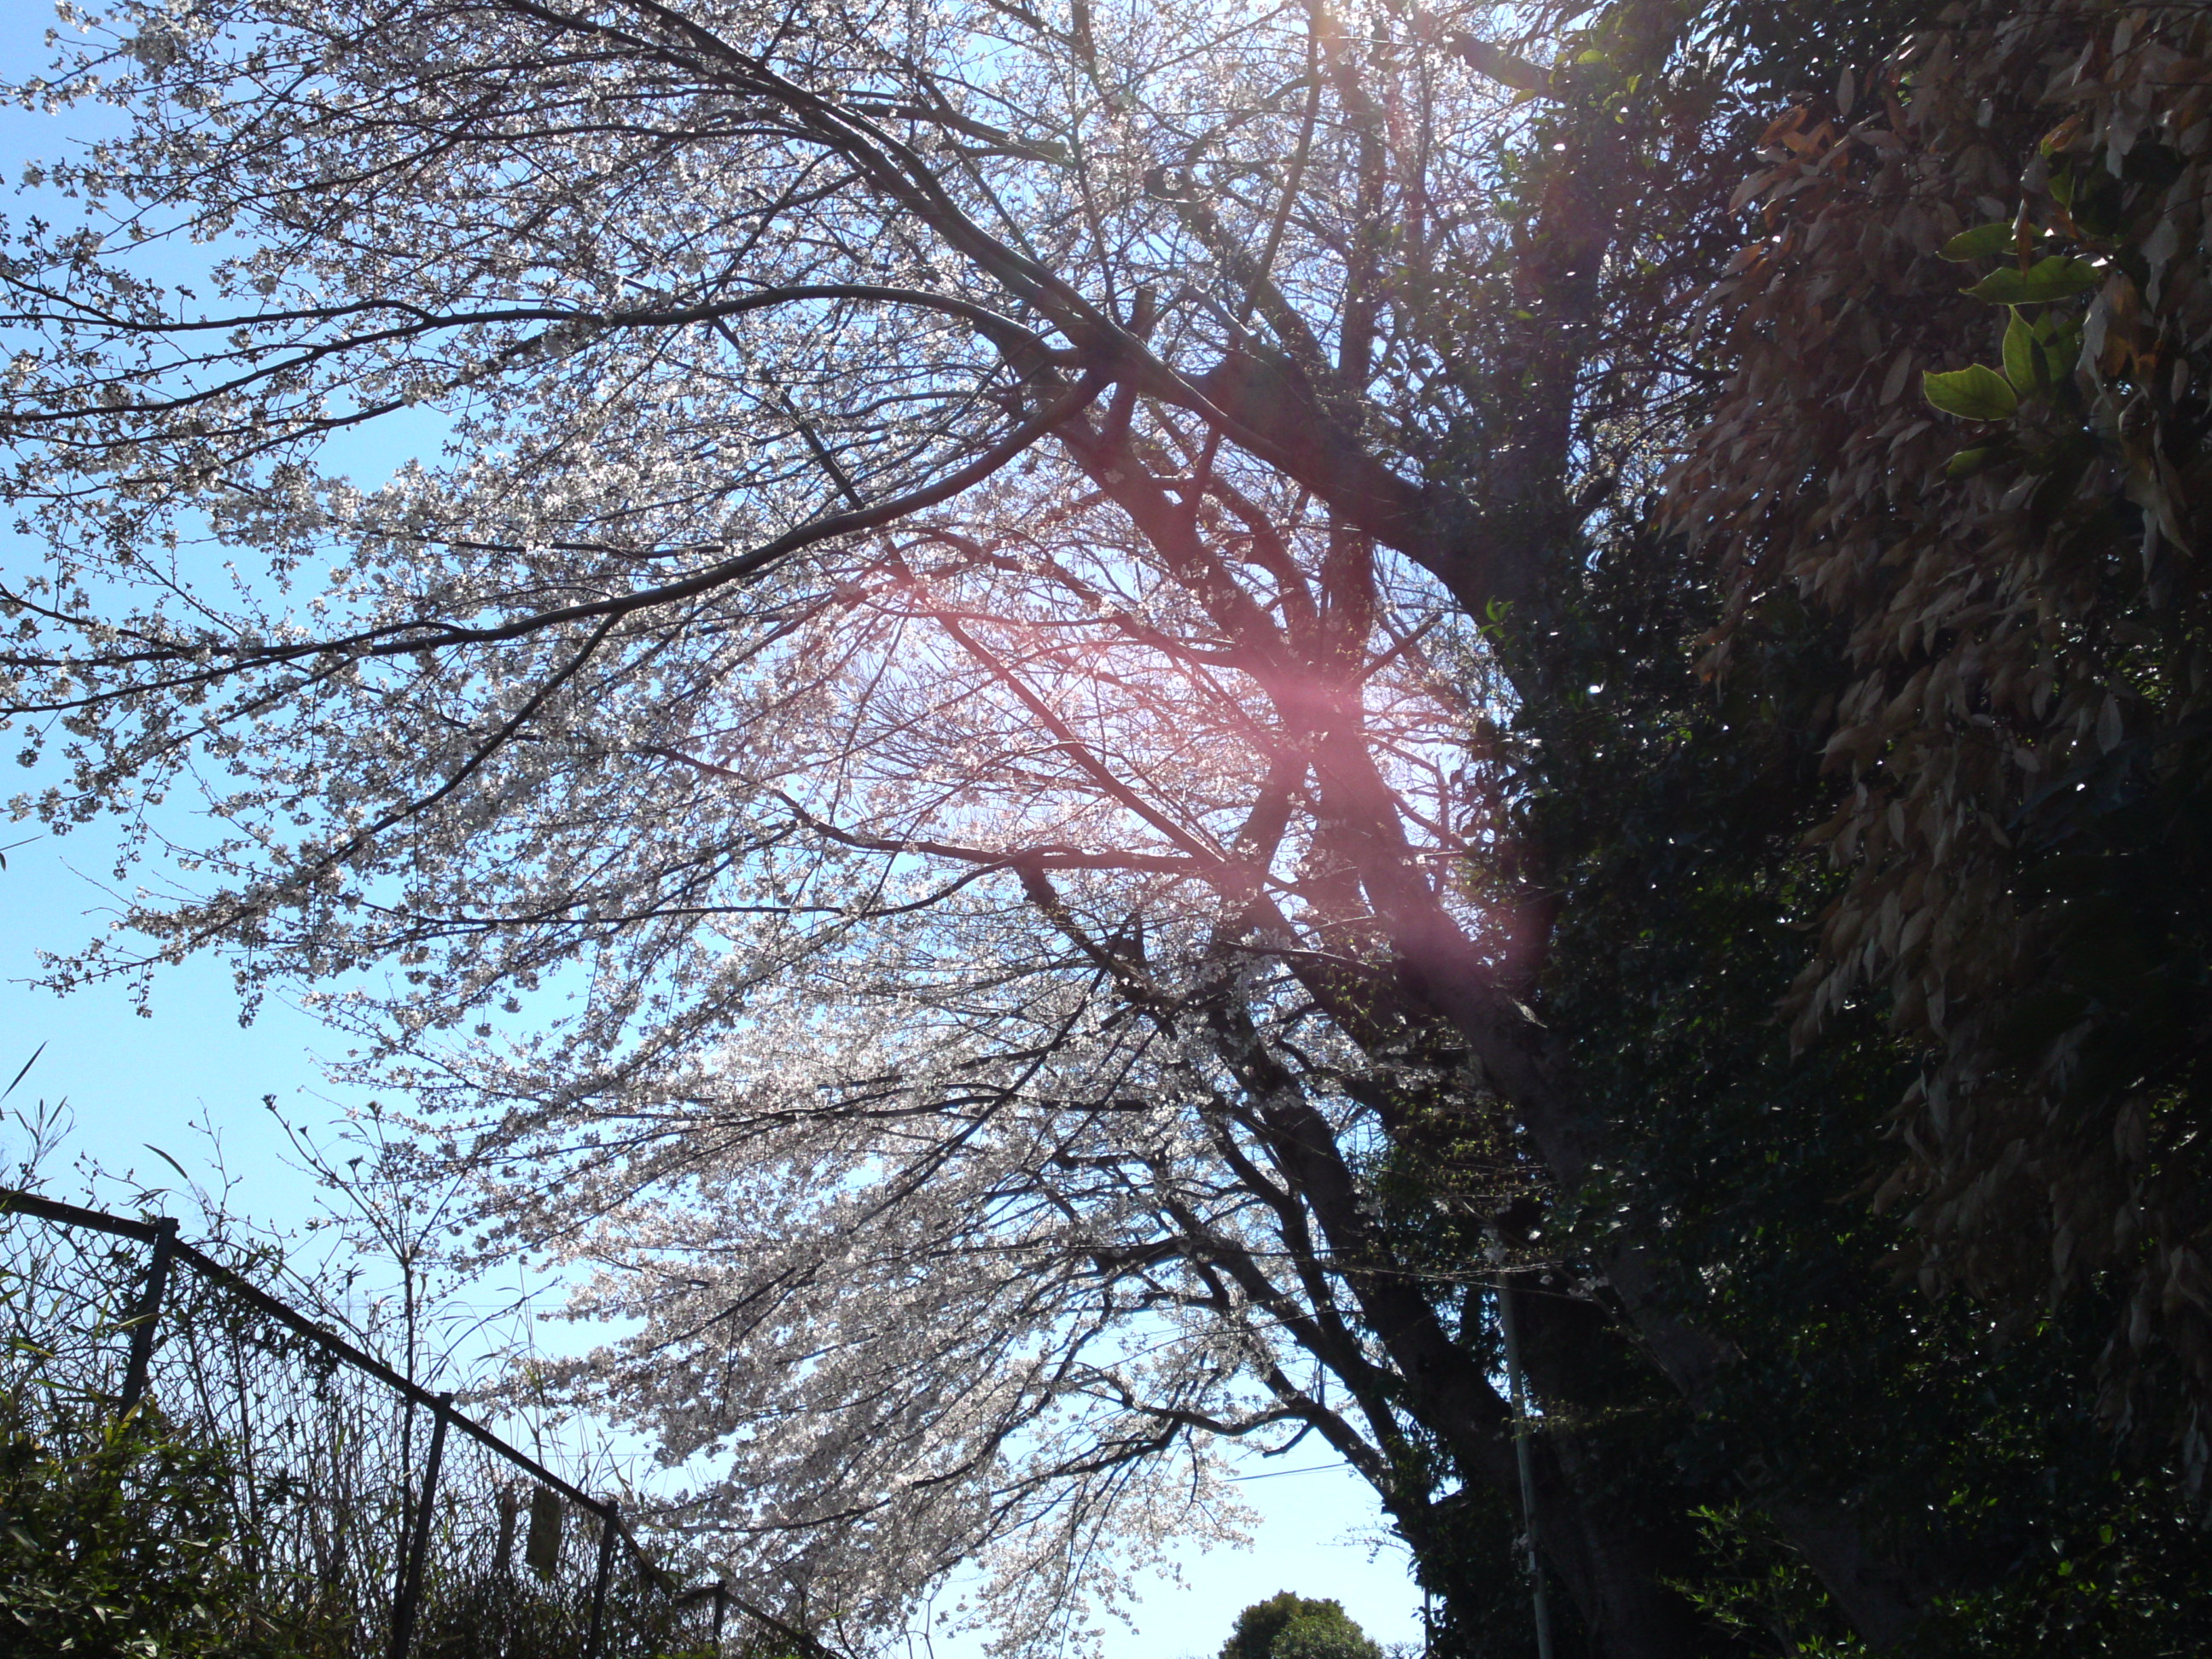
[0,7,1428,1652]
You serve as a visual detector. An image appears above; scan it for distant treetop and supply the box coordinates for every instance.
[1220,1592,1382,1659]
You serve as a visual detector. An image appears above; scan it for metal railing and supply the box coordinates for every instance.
[0,1186,810,1659]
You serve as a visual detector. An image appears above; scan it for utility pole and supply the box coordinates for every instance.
[1492,1243,1556,1659]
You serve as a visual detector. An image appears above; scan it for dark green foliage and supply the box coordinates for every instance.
[0,1401,349,1659]
[1491,504,2212,1652]
[1219,1593,1380,1659]
[409,1566,719,1659]
[0,1392,721,1659]
[1273,1610,1383,1659]
[1396,1487,1582,1659]
[1682,0,1939,108]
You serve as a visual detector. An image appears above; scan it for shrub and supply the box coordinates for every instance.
[1220,1592,1382,1659]
[0,1400,347,1659]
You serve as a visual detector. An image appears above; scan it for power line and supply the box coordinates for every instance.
[1229,1460,1352,1481]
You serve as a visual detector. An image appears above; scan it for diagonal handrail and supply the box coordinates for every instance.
[0,1185,853,1659]
[0,1188,723,1620]
[0,1190,616,1518]
[0,1185,862,1659]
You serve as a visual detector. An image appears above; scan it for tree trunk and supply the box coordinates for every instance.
[1249,1065,1711,1656]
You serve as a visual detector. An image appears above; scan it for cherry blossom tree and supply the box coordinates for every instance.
[347,468,1684,1652]
[0,0,1921,1653]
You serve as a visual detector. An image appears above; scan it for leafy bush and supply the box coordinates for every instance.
[1220,1592,1382,1659]
[0,1400,348,1659]
[410,1570,713,1659]
[1272,1611,1383,1659]
[0,1394,719,1659]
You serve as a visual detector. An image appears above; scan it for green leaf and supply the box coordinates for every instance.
[1946,447,1996,477]
[143,1144,192,1183]
[2002,309,2042,392]
[1941,221,2015,261]
[1963,256,2102,304]
[1924,365,2018,421]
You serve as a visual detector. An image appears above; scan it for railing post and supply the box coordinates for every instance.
[119,1216,179,1412]
[585,1499,620,1659]
[388,1392,452,1659]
